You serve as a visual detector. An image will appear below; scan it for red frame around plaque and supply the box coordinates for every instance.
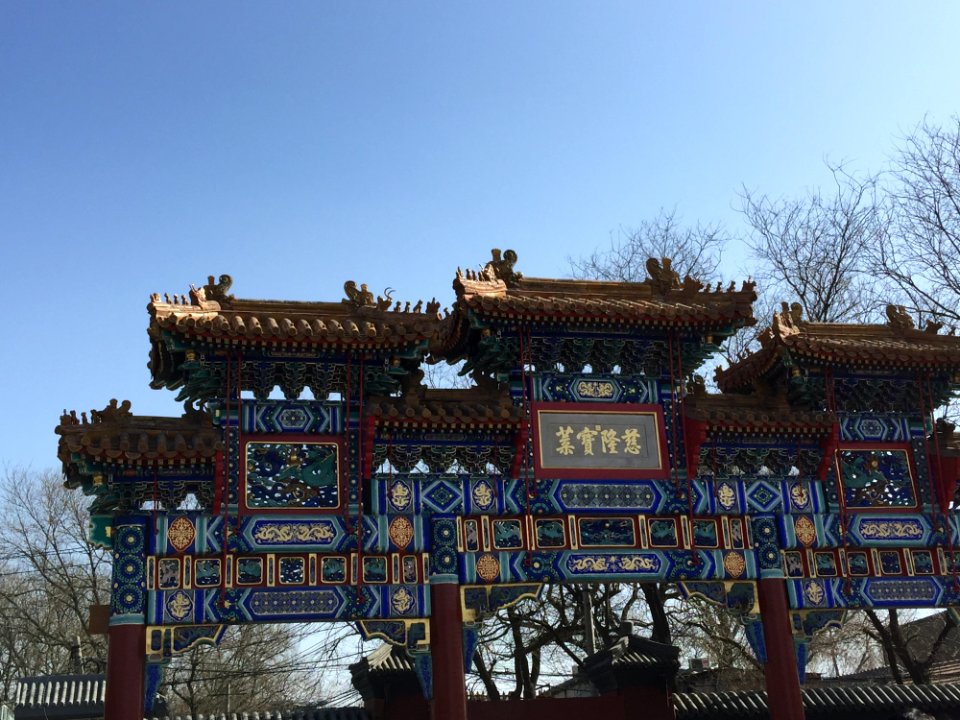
[531,402,670,480]
[240,434,346,514]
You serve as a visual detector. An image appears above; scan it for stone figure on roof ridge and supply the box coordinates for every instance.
[645,257,680,294]
[480,248,522,286]
[886,304,915,332]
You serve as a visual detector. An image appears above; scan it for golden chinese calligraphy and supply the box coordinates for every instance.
[555,424,644,456]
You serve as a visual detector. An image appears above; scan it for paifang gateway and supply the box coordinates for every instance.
[56,250,960,720]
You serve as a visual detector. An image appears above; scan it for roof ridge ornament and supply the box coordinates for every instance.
[644,257,680,294]
[182,400,211,424]
[60,399,133,427]
[781,301,804,326]
[886,304,915,332]
[343,281,390,309]
[186,274,234,309]
[343,282,440,316]
[479,248,522,286]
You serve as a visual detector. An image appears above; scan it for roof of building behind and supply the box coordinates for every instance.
[673,682,960,719]
[15,674,105,720]
[146,711,368,720]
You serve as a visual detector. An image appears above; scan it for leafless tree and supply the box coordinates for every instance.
[0,468,110,702]
[569,209,728,284]
[739,164,885,324]
[862,609,957,685]
[872,116,960,324]
[0,468,340,714]
[161,621,331,717]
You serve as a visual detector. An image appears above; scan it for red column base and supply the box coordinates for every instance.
[430,582,468,720]
[105,623,145,720]
[758,578,805,720]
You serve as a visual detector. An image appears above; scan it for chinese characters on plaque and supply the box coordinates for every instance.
[533,404,668,479]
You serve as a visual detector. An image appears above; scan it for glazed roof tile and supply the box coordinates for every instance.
[453,271,757,330]
[148,275,441,352]
[55,400,220,472]
[145,710,369,720]
[684,390,835,433]
[150,298,440,348]
[718,305,960,392]
[16,674,105,719]
[367,388,522,427]
[360,642,416,673]
[671,682,960,719]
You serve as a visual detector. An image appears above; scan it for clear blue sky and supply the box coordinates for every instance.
[1,2,958,469]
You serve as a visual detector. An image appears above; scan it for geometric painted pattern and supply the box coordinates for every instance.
[112,518,147,624]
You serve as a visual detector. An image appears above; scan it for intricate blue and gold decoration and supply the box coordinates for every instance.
[244,439,341,511]
[111,519,147,624]
[836,447,917,509]
[59,261,960,678]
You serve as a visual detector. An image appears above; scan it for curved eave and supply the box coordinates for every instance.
[367,392,522,430]
[697,421,833,437]
[718,342,960,393]
[714,345,783,393]
[371,417,521,431]
[148,299,440,349]
[56,416,222,474]
[461,303,755,332]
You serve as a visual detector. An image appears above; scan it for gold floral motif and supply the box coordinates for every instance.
[804,580,825,606]
[794,516,817,547]
[859,520,924,539]
[165,590,193,621]
[391,587,415,614]
[167,517,196,553]
[716,482,736,511]
[390,481,412,511]
[472,482,494,510]
[252,522,335,544]
[389,517,415,550]
[576,380,615,399]
[723,551,746,578]
[476,553,501,582]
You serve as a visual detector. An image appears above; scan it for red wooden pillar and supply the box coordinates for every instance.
[430,580,468,720]
[105,516,148,720]
[757,578,805,720]
[105,623,146,719]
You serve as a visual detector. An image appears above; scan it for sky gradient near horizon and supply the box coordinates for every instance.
[2,2,959,469]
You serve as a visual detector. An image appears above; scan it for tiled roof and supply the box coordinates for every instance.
[16,674,105,719]
[717,305,960,392]
[684,391,835,434]
[582,632,681,694]
[453,273,757,331]
[367,388,522,427]
[672,682,960,719]
[145,711,368,720]
[148,707,370,720]
[149,297,439,349]
[56,400,220,472]
[362,642,416,673]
